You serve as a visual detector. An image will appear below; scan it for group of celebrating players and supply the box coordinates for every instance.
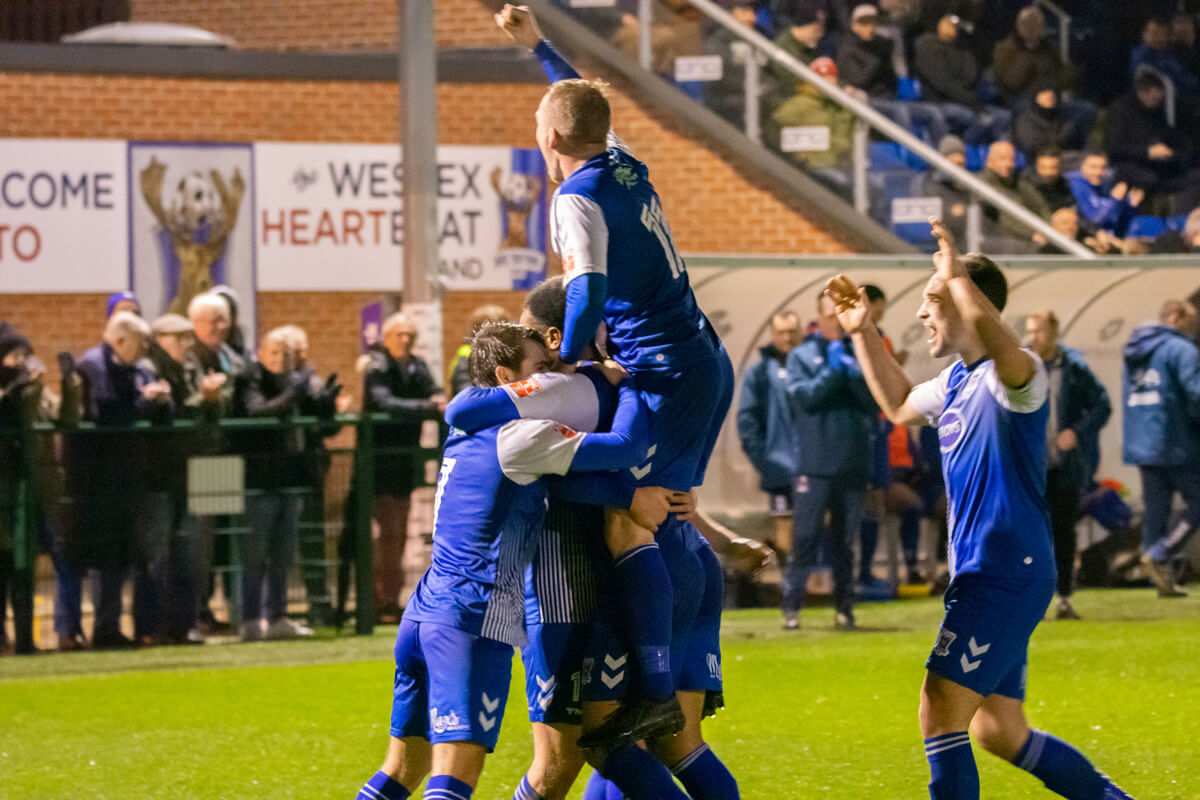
[354,6,1139,799]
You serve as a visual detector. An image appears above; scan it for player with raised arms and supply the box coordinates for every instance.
[354,322,680,800]
[825,221,1136,800]
[493,4,737,768]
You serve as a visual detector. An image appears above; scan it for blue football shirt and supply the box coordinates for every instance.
[908,356,1056,581]
[552,134,717,372]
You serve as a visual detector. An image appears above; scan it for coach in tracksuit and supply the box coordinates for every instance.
[1123,299,1200,598]
[737,311,801,554]
[1026,312,1111,620]
[782,293,878,631]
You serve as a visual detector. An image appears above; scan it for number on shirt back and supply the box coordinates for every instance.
[430,457,457,539]
[640,196,686,279]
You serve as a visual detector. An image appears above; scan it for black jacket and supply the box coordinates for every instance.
[234,363,309,490]
[362,348,442,495]
[1105,90,1193,169]
[913,33,979,109]
[836,33,897,97]
[1012,103,1072,158]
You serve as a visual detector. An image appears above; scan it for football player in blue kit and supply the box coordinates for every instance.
[354,322,680,800]
[826,220,1136,800]
[493,4,737,756]
[448,277,752,800]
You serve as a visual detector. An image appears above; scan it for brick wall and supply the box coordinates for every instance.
[0,57,856,397]
[129,0,512,51]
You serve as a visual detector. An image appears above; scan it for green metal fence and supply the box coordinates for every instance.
[0,414,442,644]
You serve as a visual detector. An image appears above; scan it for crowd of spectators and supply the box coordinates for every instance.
[0,291,458,654]
[556,0,1200,253]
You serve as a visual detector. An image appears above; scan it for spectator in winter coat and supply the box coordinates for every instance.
[1018,148,1077,221]
[1130,16,1199,110]
[67,312,171,649]
[738,311,801,554]
[772,57,855,175]
[363,312,446,622]
[912,15,1010,143]
[1012,84,1090,156]
[1105,71,1197,200]
[1122,299,1200,598]
[1026,312,1111,620]
[782,293,878,631]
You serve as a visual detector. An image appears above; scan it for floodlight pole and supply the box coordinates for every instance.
[399,0,440,310]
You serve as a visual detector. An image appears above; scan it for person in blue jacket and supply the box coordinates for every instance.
[1123,298,1200,598]
[737,311,801,556]
[782,293,878,631]
[1026,312,1111,620]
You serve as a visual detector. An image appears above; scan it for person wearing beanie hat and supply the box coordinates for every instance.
[937,134,966,160]
[106,291,141,320]
[767,4,828,93]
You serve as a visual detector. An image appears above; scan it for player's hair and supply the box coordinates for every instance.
[863,284,886,303]
[961,254,1008,311]
[524,276,567,332]
[469,322,544,388]
[542,79,611,155]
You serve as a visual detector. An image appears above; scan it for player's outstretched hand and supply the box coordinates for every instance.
[629,486,673,531]
[825,275,871,335]
[494,4,544,51]
[930,217,966,282]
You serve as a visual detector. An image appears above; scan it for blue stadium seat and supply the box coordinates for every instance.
[1128,216,1166,239]
[1166,214,1188,233]
[965,145,987,172]
[870,141,908,170]
[896,77,922,101]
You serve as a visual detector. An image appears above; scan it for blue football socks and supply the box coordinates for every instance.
[582,770,625,800]
[513,774,544,800]
[601,745,688,799]
[1014,730,1135,800]
[612,543,674,700]
[356,771,410,800]
[672,744,740,800]
[425,774,473,800]
[926,732,979,800]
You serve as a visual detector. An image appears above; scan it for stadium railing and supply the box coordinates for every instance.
[0,415,442,643]
[541,0,1094,257]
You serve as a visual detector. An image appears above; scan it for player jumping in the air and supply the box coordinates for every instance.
[354,322,678,800]
[494,5,737,762]
[825,220,1136,800]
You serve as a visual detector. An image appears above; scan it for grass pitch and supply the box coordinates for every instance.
[3,590,1199,799]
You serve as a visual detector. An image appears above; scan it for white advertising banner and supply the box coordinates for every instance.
[0,139,128,293]
[254,143,548,292]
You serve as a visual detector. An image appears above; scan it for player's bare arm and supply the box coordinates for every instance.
[826,274,924,426]
[931,218,1035,389]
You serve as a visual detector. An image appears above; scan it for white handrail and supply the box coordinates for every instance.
[685,0,1095,258]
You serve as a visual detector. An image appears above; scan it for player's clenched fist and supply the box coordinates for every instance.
[494,3,543,50]
[825,274,871,335]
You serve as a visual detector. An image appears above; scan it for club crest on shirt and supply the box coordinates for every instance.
[933,626,957,657]
[509,377,543,397]
[613,165,638,189]
[938,409,964,453]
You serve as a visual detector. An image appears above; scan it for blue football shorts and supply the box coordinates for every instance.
[390,617,515,751]
[631,342,734,492]
[583,519,724,701]
[521,621,592,726]
[925,573,1055,700]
